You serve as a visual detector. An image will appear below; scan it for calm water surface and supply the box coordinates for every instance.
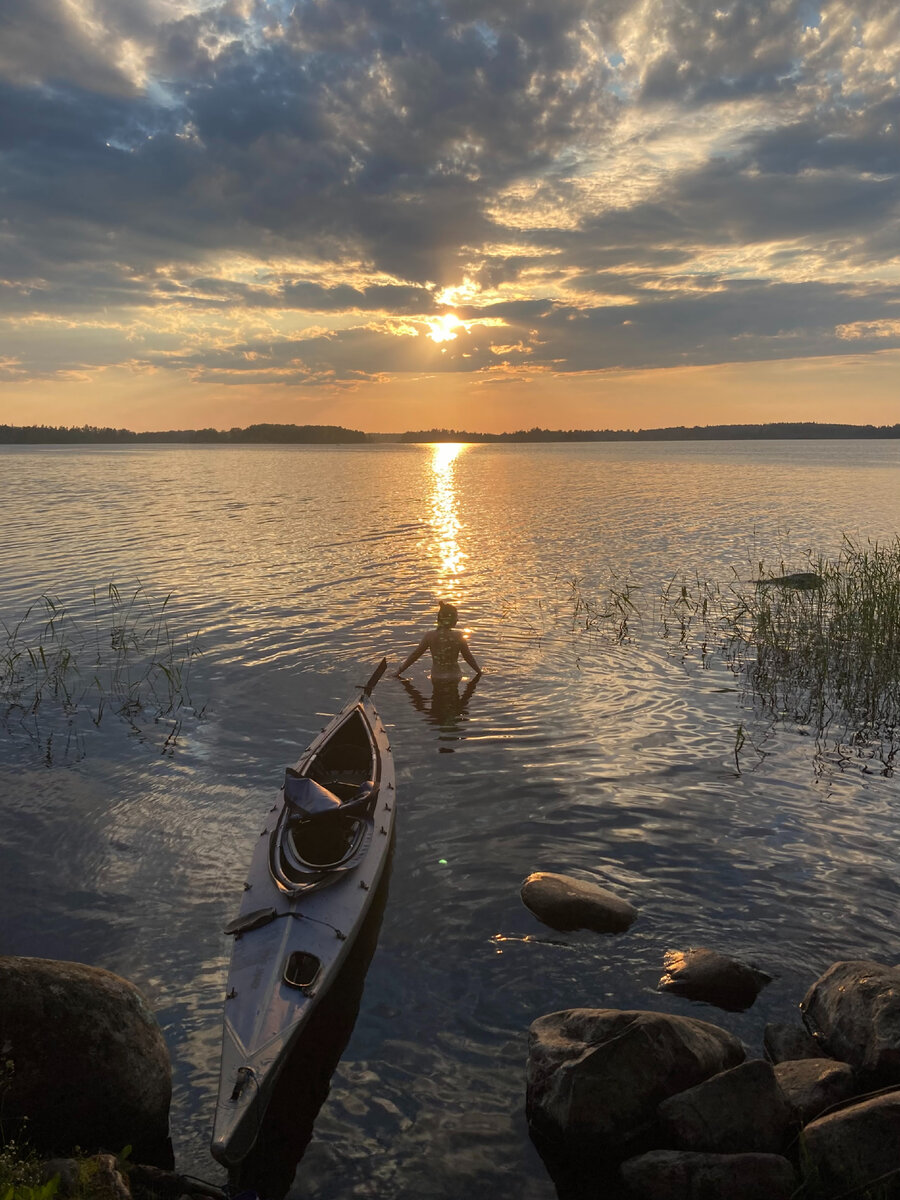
[2,441,900,1198]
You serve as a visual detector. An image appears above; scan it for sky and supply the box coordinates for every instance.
[2,0,900,433]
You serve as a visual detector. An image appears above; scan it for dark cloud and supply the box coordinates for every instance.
[1,0,900,387]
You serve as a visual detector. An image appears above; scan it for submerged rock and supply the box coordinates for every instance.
[526,1008,743,1159]
[658,948,772,1012]
[0,956,172,1163]
[753,572,825,590]
[658,1059,792,1155]
[521,871,637,934]
[620,1149,796,1200]
[801,960,900,1083]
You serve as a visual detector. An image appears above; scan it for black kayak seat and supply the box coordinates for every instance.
[284,771,342,817]
[284,770,377,820]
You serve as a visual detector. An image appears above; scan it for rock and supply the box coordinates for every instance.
[801,1091,900,1198]
[753,572,825,590]
[42,1155,132,1200]
[764,1021,825,1063]
[658,1059,792,1154]
[801,960,900,1083]
[40,1159,82,1194]
[620,1149,796,1200]
[526,1008,744,1160]
[128,1164,198,1200]
[774,1058,856,1126]
[0,956,172,1162]
[658,948,772,1012]
[521,872,637,934]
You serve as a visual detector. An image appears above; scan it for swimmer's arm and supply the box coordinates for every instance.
[394,634,431,676]
[460,639,482,677]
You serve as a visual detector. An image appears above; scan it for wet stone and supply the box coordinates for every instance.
[521,871,637,934]
[658,947,772,1012]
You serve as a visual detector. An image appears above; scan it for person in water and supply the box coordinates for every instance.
[394,602,482,680]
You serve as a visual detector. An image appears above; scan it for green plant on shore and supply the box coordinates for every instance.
[0,583,203,757]
[0,1141,45,1200]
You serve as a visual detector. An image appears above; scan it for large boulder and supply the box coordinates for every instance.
[800,1091,900,1198]
[0,957,171,1162]
[774,1058,856,1126]
[658,948,771,1012]
[657,1059,792,1154]
[620,1149,795,1200]
[526,1008,744,1160]
[801,960,900,1082]
[521,872,637,933]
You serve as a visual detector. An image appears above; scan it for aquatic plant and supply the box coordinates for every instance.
[537,536,900,772]
[547,574,643,642]
[0,584,203,757]
[659,536,900,773]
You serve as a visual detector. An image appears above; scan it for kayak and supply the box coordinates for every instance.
[210,659,395,1167]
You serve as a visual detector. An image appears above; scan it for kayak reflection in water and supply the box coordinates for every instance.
[394,601,482,681]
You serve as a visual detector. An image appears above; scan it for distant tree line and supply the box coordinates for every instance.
[372,422,900,442]
[2,420,899,444]
[0,422,367,444]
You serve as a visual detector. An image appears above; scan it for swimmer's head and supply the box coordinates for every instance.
[437,601,458,628]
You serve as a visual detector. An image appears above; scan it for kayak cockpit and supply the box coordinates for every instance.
[269,706,379,894]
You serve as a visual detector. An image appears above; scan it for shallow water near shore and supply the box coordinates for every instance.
[2,440,900,1198]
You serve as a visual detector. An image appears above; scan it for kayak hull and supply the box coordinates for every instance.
[211,674,395,1167]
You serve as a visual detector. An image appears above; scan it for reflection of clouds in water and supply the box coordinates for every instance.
[429,443,467,589]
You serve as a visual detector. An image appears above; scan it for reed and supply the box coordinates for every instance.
[0,584,202,750]
[659,536,900,772]
[553,574,642,642]
[546,536,899,769]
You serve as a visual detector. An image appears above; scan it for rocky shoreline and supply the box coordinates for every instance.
[522,872,900,1200]
[2,871,899,1200]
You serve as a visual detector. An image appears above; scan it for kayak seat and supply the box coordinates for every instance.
[284,770,342,817]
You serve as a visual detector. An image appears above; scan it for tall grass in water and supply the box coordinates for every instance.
[661,537,900,773]
[0,583,202,757]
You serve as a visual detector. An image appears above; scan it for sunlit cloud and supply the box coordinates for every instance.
[4,0,900,426]
[435,276,482,307]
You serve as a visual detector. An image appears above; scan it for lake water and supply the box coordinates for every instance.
[2,440,900,1198]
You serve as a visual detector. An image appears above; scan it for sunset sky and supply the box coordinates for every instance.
[2,0,900,433]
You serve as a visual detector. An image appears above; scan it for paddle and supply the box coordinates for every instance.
[362,657,388,695]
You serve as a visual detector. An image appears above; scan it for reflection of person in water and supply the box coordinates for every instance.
[400,673,480,741]
[394,601,482,681]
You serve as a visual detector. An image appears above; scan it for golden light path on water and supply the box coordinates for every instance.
[428,442,468,595]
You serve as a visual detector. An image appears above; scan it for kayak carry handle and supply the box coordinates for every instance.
[362,657,388,696]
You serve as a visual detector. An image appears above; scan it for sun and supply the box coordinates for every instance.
[427,312,466,343]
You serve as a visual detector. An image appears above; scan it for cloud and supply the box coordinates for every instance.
[2,0,900,397]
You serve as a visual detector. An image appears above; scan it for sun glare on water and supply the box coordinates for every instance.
[430,442,468,586]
